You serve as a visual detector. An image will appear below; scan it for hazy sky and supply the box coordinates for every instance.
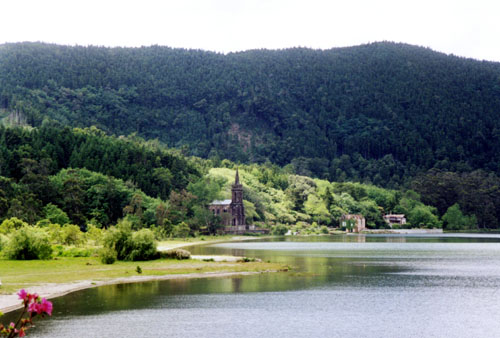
[1,0,499,62]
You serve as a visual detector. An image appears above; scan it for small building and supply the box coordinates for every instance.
[208,199,231,217]
[340,214,366,233]
[383,214,407,228]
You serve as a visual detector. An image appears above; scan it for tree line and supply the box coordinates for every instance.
[3,124,489,237]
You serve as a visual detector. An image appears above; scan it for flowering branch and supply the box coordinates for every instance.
[0,290,53,337]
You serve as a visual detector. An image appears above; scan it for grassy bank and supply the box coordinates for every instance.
[0,257,284,295]
[0,236,281,295]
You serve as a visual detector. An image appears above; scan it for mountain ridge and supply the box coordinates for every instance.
[1,41,499,187]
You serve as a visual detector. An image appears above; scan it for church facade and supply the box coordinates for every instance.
[209,170,264,234]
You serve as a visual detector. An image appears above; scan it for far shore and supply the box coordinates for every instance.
[0,236,279,315]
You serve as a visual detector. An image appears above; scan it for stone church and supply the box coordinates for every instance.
[209,170,246,233]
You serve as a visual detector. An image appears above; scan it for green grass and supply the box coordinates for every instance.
[0,235,278,295]
[0,256,284,294]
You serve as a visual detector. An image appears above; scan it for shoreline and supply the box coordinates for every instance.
[156,235,266,251]
[0,236,273,315]
[0,269,275,315]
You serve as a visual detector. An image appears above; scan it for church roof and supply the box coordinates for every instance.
[235,169,240,184]
[210,199,232,205]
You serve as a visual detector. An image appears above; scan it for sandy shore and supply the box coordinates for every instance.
[0,238,267,314]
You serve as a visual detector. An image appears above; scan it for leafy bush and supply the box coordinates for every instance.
[103,222,133,260]
[0,234,7,252]
[86,224,104,245]
[5,226,53,260]
[271,224,288,236]
[160,248,191,260]
[100,247,117,264]
[128,229,157,261]
[172,222,190,238]
[103,222,157,261]
[54,245,96,257]
[150,224,170,240]
[0,217,29,234]
[46,223,62,243]
[61,224,84,245]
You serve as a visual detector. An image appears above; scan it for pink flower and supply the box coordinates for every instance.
[28,302,40,314]
[17,289,28,301]
[9,322,15,329]
[28,293,39,303]
[40,298,53,316]
[28,298,53,316]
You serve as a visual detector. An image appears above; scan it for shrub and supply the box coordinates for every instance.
[103,222,133,260]
[86,224,104,245]
[0,217,29,234]
[271,224,288,236]
[61,224,84,245]
[172,222,190,238]
[150,225,170,240]
[128,229,157,261]
[54,246,96,257]
[103,222,157,261]
[100,247,117,264]
[46,223,62,243]
[160,248,191,260]
[0,234,7,252]
[5,226,53,260]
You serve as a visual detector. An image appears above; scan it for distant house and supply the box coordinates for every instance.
[383,214,407,227]
[340,214,366,233]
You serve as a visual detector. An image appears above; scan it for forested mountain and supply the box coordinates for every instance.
[1,42,500,187]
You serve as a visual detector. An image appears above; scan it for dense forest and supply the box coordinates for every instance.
[1,42,500,188]
[1,125,498,233]
[0,125,202,228]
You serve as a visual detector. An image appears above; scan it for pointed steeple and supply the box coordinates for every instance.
[231,168,245,227]
[235,168,240,185]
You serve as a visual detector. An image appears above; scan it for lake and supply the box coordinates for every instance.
[15,234,500,337]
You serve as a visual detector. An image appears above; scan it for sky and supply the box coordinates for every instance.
[1,0,499,62]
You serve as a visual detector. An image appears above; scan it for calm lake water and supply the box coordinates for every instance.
[13,234,500,337]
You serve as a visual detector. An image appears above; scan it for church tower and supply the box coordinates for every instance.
[230,169,246,226]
